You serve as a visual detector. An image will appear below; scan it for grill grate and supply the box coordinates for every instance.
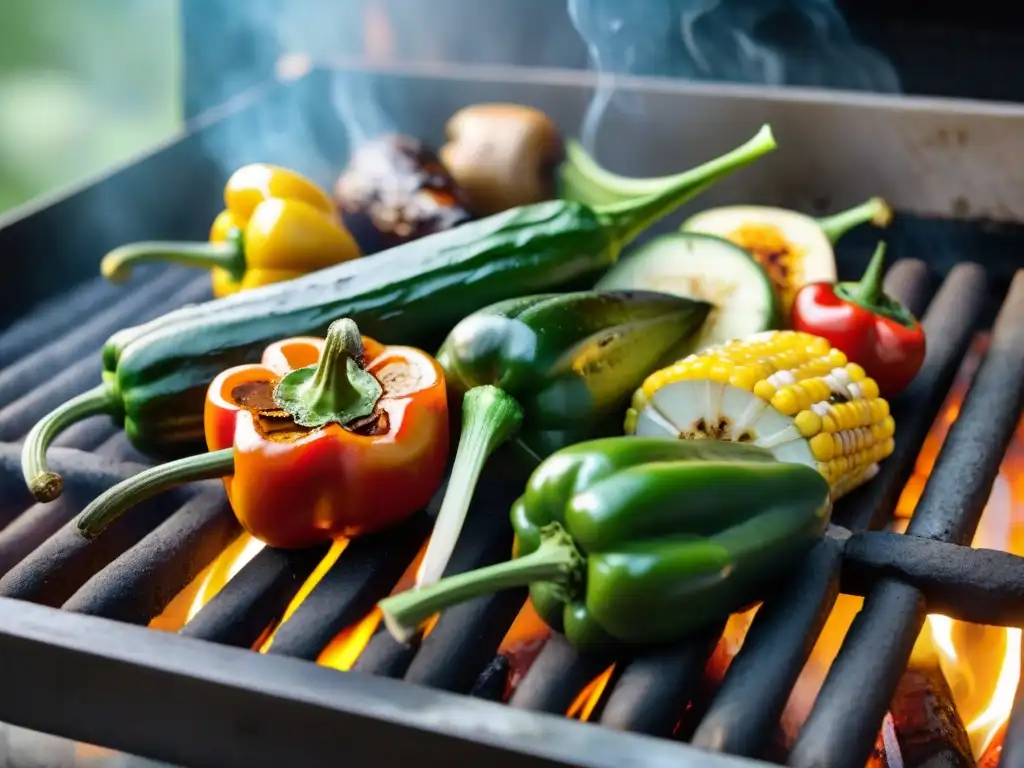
[0,249,1023,768]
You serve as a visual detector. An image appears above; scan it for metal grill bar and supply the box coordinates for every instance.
[62,485,236,624]
[0,597,771,768]
[836,262,989,532]
[353,626,420,677]
[509,634,612,714]
[0,269,208,442]
[790,270,1024,768]
[181,544,330,648]
[265,514,431,660]
[600,622,722,735]
[842,531,1024,626]
[691,538,844,756]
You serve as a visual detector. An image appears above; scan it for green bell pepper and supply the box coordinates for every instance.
[416,290,711,588]
[380,437,832,652]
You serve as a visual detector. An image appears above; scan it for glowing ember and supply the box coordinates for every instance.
[497,601,551,698]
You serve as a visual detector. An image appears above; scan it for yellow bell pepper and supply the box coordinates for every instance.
[101,164,361,298]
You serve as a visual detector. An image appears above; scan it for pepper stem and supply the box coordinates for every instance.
[594,125,777,252]
[415,385,525,589]
[853,241,888,306]
[100,232,246,284]
[381,522,583,643]
[273,318,382,428]
[816,197,893,245]
[833,241,918,329]
[77,448,235,540]
[22,384,117,502]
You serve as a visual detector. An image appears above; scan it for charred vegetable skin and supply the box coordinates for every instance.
[101,164,359,297]
[415,290,711,587]
[334,135,472,253]
[791,242,925,398]
[22,125,776,502]
[628,330,896,499]
[379,438,832,651]
[76,319,449,547]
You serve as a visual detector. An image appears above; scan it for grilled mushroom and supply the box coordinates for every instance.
[440,103,564,216]
[334,134,472,254]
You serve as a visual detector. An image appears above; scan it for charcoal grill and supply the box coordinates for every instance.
[2,59,1024,768]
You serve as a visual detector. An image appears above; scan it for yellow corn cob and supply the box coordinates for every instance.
[626,330,895,499]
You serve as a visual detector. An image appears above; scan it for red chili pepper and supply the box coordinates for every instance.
[790,242,926,398]
[75,318,449,548]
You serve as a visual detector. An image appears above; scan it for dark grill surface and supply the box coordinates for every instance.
[1,248,1023,768]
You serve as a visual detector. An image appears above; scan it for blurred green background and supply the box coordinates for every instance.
[0,0,181,214]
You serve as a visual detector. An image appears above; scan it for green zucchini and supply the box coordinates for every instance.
[595,232,780,352]
[22,125,776,503]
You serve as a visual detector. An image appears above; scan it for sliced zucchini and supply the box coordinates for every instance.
[595,232,779,352]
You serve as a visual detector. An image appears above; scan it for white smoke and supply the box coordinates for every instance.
[569,0,900,151]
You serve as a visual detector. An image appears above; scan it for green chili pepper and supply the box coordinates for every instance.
[380,437,832,652]
[415,290,711,588]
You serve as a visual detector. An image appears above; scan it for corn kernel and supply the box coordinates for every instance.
[795,410,822,437]
[810,433,835,461]
[771,386,801,416]
[630,330,894,498]
[729,368,758,391]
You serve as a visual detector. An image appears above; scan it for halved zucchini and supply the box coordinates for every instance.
[595,232,779,353]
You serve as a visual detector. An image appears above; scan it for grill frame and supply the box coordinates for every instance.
[1,63,1024,768]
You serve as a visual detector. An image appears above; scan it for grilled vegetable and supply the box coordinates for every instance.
[379,437,831,651]
[76,319,449,547]
[559,138,696,208]
[791,242,926,399]
[101,164,359,297]
[334,135,472,253]
[681,198,893,314]
[440,103,564,215]
[626,330,896,499]
[416,290,711,588]
[22,124,775,503]
[595,232,779,352]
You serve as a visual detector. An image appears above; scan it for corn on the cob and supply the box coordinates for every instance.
[625,330,895,499]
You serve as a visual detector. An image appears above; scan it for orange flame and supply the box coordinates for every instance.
[896,335,1023,759]
[567,665,615,722]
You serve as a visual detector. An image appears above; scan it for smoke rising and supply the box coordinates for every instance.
[568,0,900,151]
[195,0,898,176]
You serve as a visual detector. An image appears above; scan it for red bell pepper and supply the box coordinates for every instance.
[76,318,449,548]
[790,242,926,398]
